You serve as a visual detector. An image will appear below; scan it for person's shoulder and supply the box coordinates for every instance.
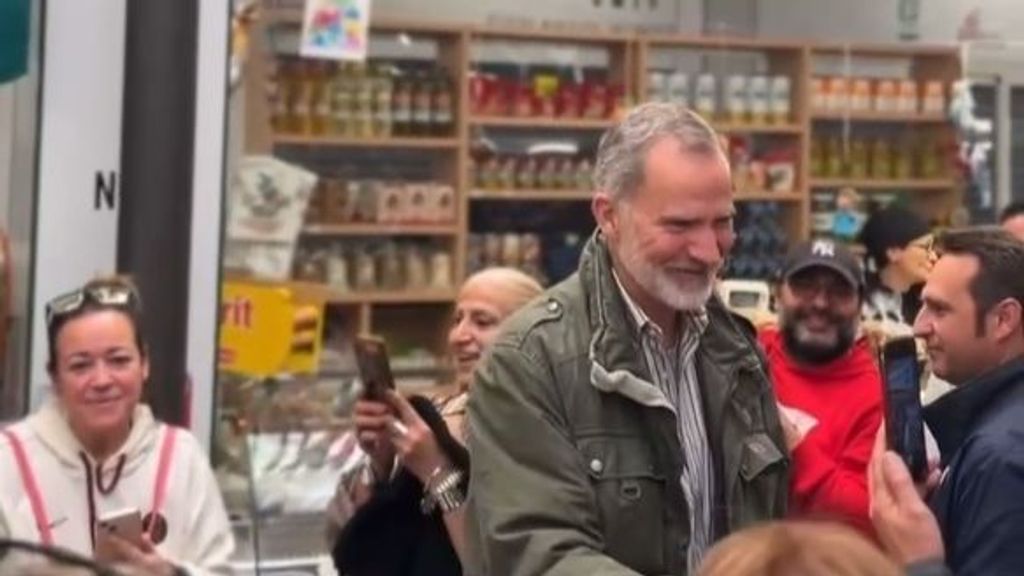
[492,274,586,354]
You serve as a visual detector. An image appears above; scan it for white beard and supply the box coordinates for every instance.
[617,223,716,311]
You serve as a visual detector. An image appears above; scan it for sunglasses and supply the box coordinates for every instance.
[45,284,138,329]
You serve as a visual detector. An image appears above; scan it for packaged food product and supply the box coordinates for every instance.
[922,81,945,114]
[667,71,689,106]
[432,184,456,223]
[352,63,374,137]
[850,78,872,112]
[825,136,845,177]
[874,79,898,113]
[582,82,609,119]
[769,75,791,124]
[871,137,894,180]
[429,251,453,289]
[517,156,539,190]
[390,74,412,136]
[432,70,454,135]
[810,77,828,111]
[411,71,434,135]
[647,71,668,103]
[827,77,849,112]
[848,138,869,179]
[893,134,915,179]
[726,75,748,124]
[538,157,558,189]
[556,83,582,118]
[809,137,825,178]
[372,66,393,137]
[576,158,593,190]
[748,75,770,124]
[404,246,429,289]
[514,81,537,117]
[694,73,717,120]
[326,244,350,290]
[497,157,517,190]
[899,80,919,114]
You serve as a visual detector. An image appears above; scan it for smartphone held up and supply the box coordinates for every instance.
[879,337,928,482]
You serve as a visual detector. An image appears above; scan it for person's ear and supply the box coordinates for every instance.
[592,192,621,241]
[886,246,904,265]
[988,298,1023,342]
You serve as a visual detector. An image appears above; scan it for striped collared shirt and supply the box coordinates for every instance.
[613,272,714,574]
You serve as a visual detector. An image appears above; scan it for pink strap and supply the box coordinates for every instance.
[1,429,54,545]
[150,426,177,518]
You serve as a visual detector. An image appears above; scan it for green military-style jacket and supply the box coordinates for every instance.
[465,233,789,575]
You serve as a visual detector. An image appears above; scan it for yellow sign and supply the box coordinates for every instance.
[219,281,324,377]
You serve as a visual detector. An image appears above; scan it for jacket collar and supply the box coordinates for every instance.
[924,356,1024,465]
[578,232,761,407]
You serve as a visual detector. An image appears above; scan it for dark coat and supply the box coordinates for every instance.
[924,357,1024,576]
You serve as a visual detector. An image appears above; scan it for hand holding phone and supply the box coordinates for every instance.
[354,335,396,401]
[880,337,928,482]
[96,507,145,547]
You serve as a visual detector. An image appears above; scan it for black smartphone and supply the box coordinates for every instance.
[354,335,395,401]
[880,337,928,482]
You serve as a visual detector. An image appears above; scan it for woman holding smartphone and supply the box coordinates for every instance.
[328,267,543,576]
[0,277,234,575]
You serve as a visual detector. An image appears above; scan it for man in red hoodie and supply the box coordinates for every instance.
[759,239,882,534]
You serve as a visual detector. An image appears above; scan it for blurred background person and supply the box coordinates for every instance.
[760,240,881,535]
[0,277,234,576]
[698,521,902,576]
[327,267,542,576]
[999,201,1024,242]
[858,204,933,331]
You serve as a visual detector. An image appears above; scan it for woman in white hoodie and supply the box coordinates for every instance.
[0,277,234,575]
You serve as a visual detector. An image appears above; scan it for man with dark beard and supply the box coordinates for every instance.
[758,239,883,535]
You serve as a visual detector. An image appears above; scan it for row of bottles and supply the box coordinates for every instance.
[271,59,455,138]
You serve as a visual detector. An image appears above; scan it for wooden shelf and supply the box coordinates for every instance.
[735,191,805,202]
[470,25,632,45]
[302,223,459,237]
[470,116,615,130]
[643,34,804,52]
[810,111,948,124]
[810,43,958,59]
[810,178,957,190]
[226,277,457,305]
[714,122,803,135]
[469,189,593,201]
[273,134,459,150]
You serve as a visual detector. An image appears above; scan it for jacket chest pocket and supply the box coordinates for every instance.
[577,434,668,574]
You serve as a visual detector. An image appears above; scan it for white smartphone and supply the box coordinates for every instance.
[97,507,145,546]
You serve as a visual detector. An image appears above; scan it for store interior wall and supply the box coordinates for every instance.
[757,0,1024,43]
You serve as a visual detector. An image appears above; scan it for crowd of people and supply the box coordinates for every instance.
[5,102,1024,575]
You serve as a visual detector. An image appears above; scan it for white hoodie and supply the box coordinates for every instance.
[0,400,234,575]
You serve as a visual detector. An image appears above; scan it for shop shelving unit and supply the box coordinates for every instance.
[635,34,812,249]
[245,13,472,371]
[241,12,964,363]
[807,43,962,228]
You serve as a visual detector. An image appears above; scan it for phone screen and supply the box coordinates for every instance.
[882,339,927,481]
[354,336,395,401]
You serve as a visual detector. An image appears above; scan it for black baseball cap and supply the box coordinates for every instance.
[779,239,865,290]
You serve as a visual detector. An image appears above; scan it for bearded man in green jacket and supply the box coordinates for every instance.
[465,102,790,576]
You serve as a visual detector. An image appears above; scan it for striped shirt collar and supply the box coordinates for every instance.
[612,268,709,345]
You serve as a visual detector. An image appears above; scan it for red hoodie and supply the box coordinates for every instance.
[758,327,883,535]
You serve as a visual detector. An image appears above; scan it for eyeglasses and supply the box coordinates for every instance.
[45,284,138,329]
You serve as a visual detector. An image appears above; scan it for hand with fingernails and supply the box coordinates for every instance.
[95,531,178,576]
[353,390,453,485]
[868,422,944,566]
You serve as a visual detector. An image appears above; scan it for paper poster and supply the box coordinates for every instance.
[299,0,371,62]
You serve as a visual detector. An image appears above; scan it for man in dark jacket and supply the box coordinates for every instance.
[465,103,789,576]
[870,227,1024,576]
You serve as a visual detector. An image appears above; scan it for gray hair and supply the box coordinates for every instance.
[593,102,723,201]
